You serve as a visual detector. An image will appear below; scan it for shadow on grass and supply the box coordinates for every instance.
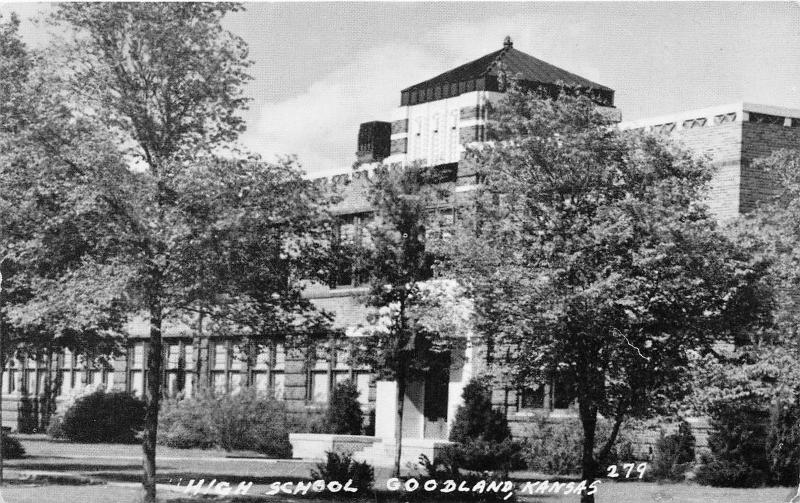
[5,462,146,472]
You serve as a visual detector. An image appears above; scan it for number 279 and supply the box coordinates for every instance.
[607,463,648,479]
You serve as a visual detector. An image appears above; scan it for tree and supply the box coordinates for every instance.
[721,149,800,488]
[445,87,771,502]
[1,5,333,502]
[37,6,253,500]
[350,165,463,477]
[449,377,510,445]
[325,380,363,435]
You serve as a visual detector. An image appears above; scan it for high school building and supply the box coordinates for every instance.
[4,39,800,460]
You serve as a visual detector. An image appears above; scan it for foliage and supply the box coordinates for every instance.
[650,421,696,481]
[158,388,292,457]
[2,5,335,502]
[349,165,462,476]
[324,380,363,435]
[157,397,215,449]
[46,414,65,439]
[311,451,374,495]
[442,85,772,500]
[439,438,524,473]
[689,342,800,487]
[445,377,521,472]
[522,418,634,476]
[695,453,767,488]
[766,401,800,486]
[449,377,511,445]
[2,434,25,459]
[60,391,145,443]
[697,399,770,487]
[412,454,515,501]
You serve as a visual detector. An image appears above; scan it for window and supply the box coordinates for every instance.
[355,372,371,407]
[272,373,285,400]
[552,376,575,409]
[214,343,227,369]
[519,384,545,409]
[310,371,329,403]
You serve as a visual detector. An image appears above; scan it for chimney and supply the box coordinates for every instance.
[356,121,392,163]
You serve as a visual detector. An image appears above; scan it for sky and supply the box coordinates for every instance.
[3,2,800,178]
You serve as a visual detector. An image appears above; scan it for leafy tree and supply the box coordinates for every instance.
[445,87,771,502]
[1,5,333,502]
[325,380,363,435]
[717,149,800,487]
[449,377,510,445]
[350,165,463,477]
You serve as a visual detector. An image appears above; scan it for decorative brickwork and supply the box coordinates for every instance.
[459,105,483,121]
[391,119,408,135]
[390,137,407,155]
[459,124,484,144]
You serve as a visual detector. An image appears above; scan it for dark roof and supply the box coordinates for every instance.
[400,39,613,106]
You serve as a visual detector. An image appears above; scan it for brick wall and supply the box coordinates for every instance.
[668,121,742,220]
[740,121,800,212]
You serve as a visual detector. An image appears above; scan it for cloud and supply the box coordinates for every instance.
[241,17,612,178]
[242,43,446,178]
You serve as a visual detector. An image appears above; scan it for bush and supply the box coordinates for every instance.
[766,401,800,486]
[650,420,696,481]
[522,418,632,475]
[1,434,25,459]
[158,397,215,449]
[446,377,521,473]
[695,399,770,487]
[440,438,524,473]
[157,388,292,458]
[410,454,514,501]
[311,451,373,495]
[695,458,767,488]
[46,414,65,439]
[449,378,510,444]
[324,381,363,435]
[60,391,145,443]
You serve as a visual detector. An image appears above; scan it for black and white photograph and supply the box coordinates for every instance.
[0,2,799,502]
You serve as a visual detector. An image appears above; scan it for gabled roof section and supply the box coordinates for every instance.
[400,37,614,107]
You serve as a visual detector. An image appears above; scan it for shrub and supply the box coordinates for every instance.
[324,381,363,435]
[695,458,766,488]
[311,451,374,495]
[695,399,770,487]
[449,378,510,444]
[46,414,65,439]
[157,388,292,458]
[522,418,632,475]
[411,454,514,501]
[440,438,524,473]
[1,434,25,459]
[766,401,800,486]
[650,420,696,481]
[210,390,292,457]
[60,391,145,443]
[158,397,215,449]
[446,377,521,473]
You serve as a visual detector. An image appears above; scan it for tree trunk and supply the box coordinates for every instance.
[393,368,406,478]
[579,399,598,503]
[40,342,53,431]
[142,303,163,503]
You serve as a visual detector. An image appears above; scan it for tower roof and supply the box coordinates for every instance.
[400,37,614,106]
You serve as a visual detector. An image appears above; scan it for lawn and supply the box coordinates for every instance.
[0,481,794,503]
[2,437,795,503]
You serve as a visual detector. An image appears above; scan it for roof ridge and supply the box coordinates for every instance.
[481,45,511,78]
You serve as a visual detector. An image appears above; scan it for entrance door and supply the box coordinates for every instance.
[423,365,449,439]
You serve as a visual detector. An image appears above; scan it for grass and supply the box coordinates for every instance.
[4,437,796,503]
[0,480,793,503]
